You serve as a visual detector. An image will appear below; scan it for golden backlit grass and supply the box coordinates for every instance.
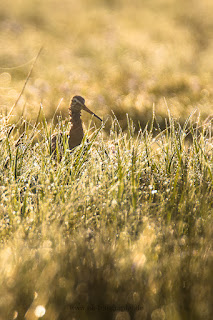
[0,0,213,319]
[0,113,213,319]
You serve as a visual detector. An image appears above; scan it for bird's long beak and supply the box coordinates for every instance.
[82,104,102,121]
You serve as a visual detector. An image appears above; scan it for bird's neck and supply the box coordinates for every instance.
[70,110,82,126]
[68,111,84,149]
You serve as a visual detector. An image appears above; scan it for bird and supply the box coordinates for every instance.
[51,95,102,157]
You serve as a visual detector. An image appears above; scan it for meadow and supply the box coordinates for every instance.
[0,0,213,319]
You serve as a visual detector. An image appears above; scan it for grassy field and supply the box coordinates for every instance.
[0,0,213,319]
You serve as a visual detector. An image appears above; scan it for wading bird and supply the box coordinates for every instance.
[51,95,102,156]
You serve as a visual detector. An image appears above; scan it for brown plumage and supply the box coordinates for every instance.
[51,95,102,156]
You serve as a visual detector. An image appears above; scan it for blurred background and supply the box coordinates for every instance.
[0,0,213,128]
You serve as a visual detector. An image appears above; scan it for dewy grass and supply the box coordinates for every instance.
[0,114,212,319]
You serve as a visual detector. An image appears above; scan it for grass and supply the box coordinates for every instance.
[0,0,213,319]
[0,112,212,319]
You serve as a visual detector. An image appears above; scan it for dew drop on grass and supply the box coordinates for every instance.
[13,311,18,320]
[34,305,46,317]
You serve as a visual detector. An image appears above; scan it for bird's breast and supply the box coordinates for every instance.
[68,124,84,149]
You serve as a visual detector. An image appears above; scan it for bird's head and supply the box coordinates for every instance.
[69,95,102,121]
